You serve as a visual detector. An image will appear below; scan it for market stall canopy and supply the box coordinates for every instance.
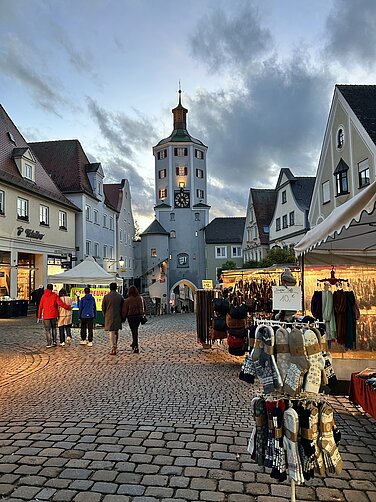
[48,256,122,285]
[148,280,167,299]
[295,180,376,265]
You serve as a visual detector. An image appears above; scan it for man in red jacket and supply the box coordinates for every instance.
[38,284,72,347]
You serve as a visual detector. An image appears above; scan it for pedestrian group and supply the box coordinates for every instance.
[37,283,145,355]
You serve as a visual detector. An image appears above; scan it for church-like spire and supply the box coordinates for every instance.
[172,83,188,130]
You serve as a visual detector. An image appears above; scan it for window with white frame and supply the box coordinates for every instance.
[0,190,5,214]
[358,159,370,188]
[276,217,281,231]
[109,217,114,230]
[195,149,204,159]
[334,160,349,195]
[231,246,242,258]
[282,190,287,204]
[103,245,107,258]
[215,246,227,259]
[40,205,49,226]
[103,213,107,228]
[24,163,33,180]
[98,181,102,195]
[86,240,91,255]
[282,214,288,228]
[157,149,167,160]
[196,168,203,178]
[17,197,29,220]
[59,210,67,230]
[158,169,167,179]
[322,181,330,204]
[176,166,188,176]
[289,211,295,226]
[85,205,91,221]
[174,147,188,156]
[94,242,99,257]
[196,189,204,199]
[94,209,98,224]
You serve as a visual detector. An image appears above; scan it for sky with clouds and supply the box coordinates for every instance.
[1,0,376,230]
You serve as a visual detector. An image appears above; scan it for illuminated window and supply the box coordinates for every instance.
[159,188,167,199]
[151,248,157,257]
[176,166,188,176]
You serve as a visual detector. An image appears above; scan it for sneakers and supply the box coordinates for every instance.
[80,340,87,345]
[87,342,93,347]
[46,345,52,348]
[60,342,65,347]
[52,343,57,347]
[66,336,71,345]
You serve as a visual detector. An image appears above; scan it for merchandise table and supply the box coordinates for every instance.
[0,300,28,318]
[349,372,376,420]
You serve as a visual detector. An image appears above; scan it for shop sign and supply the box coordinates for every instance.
[202,280,213,289]
[18,228,44,240]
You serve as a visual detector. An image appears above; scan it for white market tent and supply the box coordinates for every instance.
[294,180,376,264]
[48,256,122,285]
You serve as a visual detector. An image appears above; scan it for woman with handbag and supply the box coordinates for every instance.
[121,286,145,353]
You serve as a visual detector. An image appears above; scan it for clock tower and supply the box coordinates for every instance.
[152,89,210,302]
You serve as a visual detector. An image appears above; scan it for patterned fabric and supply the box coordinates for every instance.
[283,407,304,484]
[319,403,343,475]
[283,328,309,396]
[254,397,268,466]
[275,327,291,382]
[303,329,325,393]
[310,403,325,476]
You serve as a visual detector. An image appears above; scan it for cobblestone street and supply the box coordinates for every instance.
[0,313,375,501]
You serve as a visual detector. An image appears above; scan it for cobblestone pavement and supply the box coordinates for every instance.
[0,313,375,501]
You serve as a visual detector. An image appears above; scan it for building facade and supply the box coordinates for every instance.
[269,168,315,250]
[204,217,245,285]
[0,105,79,299]
[309,85,376,227]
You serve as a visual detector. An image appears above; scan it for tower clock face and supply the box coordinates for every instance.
[174,190,190,208]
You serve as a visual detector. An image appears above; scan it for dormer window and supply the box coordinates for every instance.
[24,163,33,180]
[12,148,36,182]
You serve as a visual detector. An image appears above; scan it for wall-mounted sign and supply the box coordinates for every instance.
[272,286,302,311]
[177,253,189,268]
[25,229,44,240]
[202,280,213,289]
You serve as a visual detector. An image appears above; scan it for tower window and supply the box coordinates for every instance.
[157,149,167,160]
[151,248,157,257]
[174,147,188,156]
[196,169,203,178]
[170,230,176,238]
[176,166,188,176]
[196,189,204,199]
[195,149,204,159]
[170,213,175,221]
[195,212,200,221]
[159,188,167,199]
[158,169,167,179]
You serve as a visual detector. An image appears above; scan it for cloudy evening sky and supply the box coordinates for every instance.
[1,0,376,230]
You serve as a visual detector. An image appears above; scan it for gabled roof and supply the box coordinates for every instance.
[275,168,295,189]
[193,202,211,208]
[104,183,122,212]
[337,85,376,145]
[205,217,246,244]
[0,105,79,211]
[140,219,169,236]
[154,202,172,209]
[29,139,95,196]
[290,177,316,211]
[250,188,277,245]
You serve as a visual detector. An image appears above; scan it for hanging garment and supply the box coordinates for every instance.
[275,327,291,382]
[345,291,357,349]
[333,289,347,345]
[311,291,323,321]
[322,290,337,341]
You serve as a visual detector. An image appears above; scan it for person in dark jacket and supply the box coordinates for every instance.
[38,284,71,347]
[31,285,44,318]
[121,285,144,353]
[79,287,96,347]
[102,282,124,356]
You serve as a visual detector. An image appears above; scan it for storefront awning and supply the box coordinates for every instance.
[295,180,376,261]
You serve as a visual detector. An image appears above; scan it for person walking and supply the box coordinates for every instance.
[58,288,73,346]
[121,285,145,353]
[38,284,72,347]
[79,287,96,347]
[102,282,124,356]
[31,285,44,318]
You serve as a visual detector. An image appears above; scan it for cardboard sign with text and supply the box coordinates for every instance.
[272,286,302,311]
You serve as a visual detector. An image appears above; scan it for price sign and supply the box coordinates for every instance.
[202,280,213,289]
[272,286,302,311]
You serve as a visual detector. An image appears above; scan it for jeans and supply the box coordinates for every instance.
[43,318,57,346]
[128,316,141,348]
[109,330,119,350]
[80,318,94,342]
[59,324,72,343]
